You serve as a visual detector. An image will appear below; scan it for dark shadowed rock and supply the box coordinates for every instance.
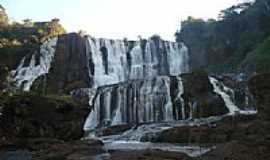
[43,33,90,94]
[0,93,90,145]
[96,124,132,137]
[181,72,228,118]
[248,73,270,119]
[141,115,256,144]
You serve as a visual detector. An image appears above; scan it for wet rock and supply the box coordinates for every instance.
[143,115,256,144]
[181,72,228,118]
[31,33,91,94]
[97,125,132,137]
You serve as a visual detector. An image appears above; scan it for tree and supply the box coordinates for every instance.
[0,5,8,27]
[23,19,33,27]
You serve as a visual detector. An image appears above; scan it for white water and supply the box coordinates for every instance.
[88,37,129,87]
[177,76,186,120]
[209,77,240,114]
[83,76,187,131]
[11,35,190,93]
[85,76,258,132]
[8,35,189,132]
[209,77,257,115]
[11,38,58,91]
[86,36,189,88]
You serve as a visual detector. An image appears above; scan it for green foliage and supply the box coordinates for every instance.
[0,5,67,91]
[0,5,8,27]
[0,6,66,54]
[0,5,66,48]
[176,0,270,74]
[254,37,270,72]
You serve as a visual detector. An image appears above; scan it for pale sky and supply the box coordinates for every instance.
[2,0,239,40]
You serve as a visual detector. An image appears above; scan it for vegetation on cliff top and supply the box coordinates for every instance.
[0,4,66,89]
[176,0,270,74]
[0,4,65,59]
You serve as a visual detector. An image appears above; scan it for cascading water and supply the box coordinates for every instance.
[209,77,257,115]
[10,34,192,137]
[11,38,58,91]
[84,76,186,131]
[209,77,240,115]
[12,35,189,90]
[87,37,129,87]
[86,36,189,88]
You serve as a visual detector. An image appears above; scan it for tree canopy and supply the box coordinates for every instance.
[176,0,270,73]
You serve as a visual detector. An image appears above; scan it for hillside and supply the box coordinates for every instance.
[176,0,270,74]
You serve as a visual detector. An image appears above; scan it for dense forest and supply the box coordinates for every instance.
[176,0,270,74]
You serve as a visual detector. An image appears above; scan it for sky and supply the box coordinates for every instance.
[1,0,239,41]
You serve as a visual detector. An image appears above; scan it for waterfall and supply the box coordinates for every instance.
[9,33,261,159]
[82,36,191,131]
[209,77,257,115]
[87,37,128,87]
[11,35,190,92]
[175,76,185,120]
[11,38,58,91]
[86,36,190,88]
[209,77,240,115]
[84,76,187,131]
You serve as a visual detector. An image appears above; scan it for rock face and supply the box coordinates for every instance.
[181,72,228,117]
[46,33,91,93]
[0,93,90,144]
[249,73,270,119]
